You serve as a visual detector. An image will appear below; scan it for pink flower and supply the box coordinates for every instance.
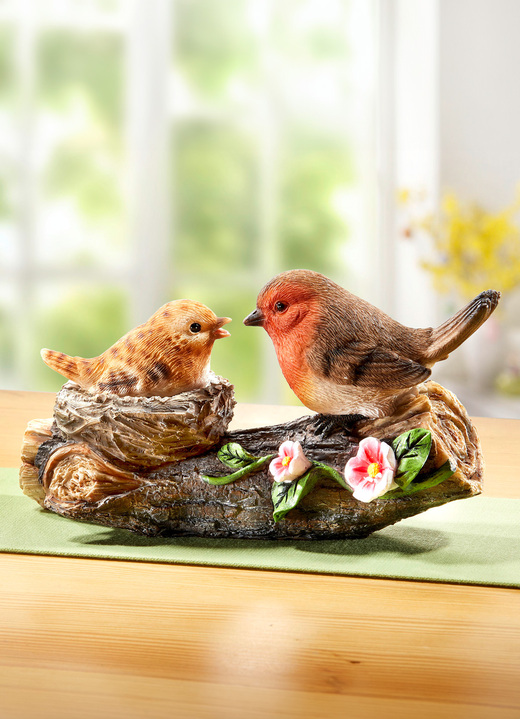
[345,437,398,502]
[269,440,312,483]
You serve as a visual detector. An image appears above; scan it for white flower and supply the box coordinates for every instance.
[345,437,398,502]
[269,440,312,483]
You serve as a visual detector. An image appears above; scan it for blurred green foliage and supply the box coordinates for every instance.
[0,174,12,219]
[44,142,123,221]
[38,30,124,233]
[34,286,128,391]
[175,122,258,272]
[1,0,358,403]
[175,0,257,98]
[280,128,353,274]
[0,305,15,374]
[0,25,15,104]
[0,27,15,225]
[272,0,351,64]
[37,30,124,133]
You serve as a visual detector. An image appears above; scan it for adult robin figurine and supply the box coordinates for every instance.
[244,269,500,432]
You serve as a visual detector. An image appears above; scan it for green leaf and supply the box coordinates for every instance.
[392,429,432,488]
[387,459,456,498]
[400,459,456,494]
[217,442,260,469]
[392,428,432,461]
[272,461,353,521]
[312,461,352,491]
[272,469,320,522]
[201,454,274,486]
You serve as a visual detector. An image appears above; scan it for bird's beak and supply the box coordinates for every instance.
[243,308,265,327]
[214,317,231,339]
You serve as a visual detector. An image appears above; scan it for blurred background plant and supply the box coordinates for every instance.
[399,187,520,301]
[399,186,520,398]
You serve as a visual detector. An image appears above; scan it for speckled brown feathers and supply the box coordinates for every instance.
[244,269,500,419]
[41,300,231,397]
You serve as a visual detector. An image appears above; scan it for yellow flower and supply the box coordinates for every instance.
[403,189,520,300]
[397,188,411,205]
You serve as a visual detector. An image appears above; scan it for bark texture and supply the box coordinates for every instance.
[20,379,482,539]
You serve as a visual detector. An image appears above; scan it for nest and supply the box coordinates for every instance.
[50,372,236,470]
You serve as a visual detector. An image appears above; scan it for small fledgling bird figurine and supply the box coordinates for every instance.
[41,300,231,397]
[244,269,500,430]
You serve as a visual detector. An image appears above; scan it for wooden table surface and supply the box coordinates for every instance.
[1,390,519,719]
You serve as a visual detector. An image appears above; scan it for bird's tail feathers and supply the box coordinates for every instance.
[40,348,85,383]
[423,289,500,363]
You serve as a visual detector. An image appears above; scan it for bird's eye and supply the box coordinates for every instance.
[190,322,202,333]
[274,301,288,313]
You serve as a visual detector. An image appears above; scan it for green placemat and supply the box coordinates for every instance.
[1,469,519,586]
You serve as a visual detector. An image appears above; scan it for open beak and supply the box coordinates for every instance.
[243,308,265,327]
[214,316,231,339]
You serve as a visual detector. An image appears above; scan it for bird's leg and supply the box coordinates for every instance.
[313,413,367,438]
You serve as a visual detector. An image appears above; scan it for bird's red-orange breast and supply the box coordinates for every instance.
[254,286,323,409]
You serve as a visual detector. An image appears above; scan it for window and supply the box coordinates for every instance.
[0,0,379,403]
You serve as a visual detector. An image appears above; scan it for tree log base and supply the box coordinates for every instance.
[20,380,482,540]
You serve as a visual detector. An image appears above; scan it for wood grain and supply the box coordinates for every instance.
[1,390,519,719]
[473,416,520,497]
[0,390,56,466]
[0,554,519,719]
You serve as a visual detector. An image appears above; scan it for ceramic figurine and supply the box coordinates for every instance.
[41,300,231,397]
[19,279,489,539]
[20,379,483,538]
[244,269,500,428]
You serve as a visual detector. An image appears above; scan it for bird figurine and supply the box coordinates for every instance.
[244,269,500,431]
[41,299,231,397]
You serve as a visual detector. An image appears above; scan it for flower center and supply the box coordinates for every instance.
[367,462,381,478]
[282,456,292,467]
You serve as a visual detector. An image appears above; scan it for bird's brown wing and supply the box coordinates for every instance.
[350,349,431,388]
[314,343,431,389]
